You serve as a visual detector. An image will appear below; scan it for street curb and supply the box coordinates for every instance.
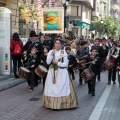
[0,76,12,82]
[0,78,26,92]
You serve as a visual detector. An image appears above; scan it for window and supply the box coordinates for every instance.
[86,8,91,20]
[71,5,78,16]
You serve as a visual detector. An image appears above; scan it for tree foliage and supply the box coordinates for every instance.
[91,16,120,38]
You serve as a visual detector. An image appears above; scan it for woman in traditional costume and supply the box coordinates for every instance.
[43,39,78,110]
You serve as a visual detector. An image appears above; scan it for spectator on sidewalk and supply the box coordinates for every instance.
[10,32,23,78]
[68,22,74,40]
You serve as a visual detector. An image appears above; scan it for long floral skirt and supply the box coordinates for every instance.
[43,76,78,109]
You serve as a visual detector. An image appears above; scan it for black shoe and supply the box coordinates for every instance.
[14,75,19,79]
[98,79,100,81]
[108,81,111,85]
[79,82,82,85]
[91,93,95,96]
[113,81,116,84]
[29,87,33,92]
[88,91,91,94]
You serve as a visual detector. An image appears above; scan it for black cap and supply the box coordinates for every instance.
[29,31,38,37]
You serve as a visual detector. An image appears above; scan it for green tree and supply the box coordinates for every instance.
[91,16,120,38]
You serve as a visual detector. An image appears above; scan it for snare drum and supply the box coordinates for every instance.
[104,60,114,70]
[18,67,30,79]
[81,68,94,81]
[35,65,48,77]
[79,59,86,69]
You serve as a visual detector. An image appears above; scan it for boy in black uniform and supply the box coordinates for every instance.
[66,46,77,80]
[40,46,50,90]
[86,48,100,96]
[91,38,103,81]
[25,47,38,91]
[77,41,89,85]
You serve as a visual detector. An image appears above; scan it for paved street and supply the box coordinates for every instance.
[0,71,119,120]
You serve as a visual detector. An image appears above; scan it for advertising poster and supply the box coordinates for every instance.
[42,8,64,33]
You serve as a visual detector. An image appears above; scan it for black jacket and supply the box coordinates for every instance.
[45,39,54,50]
[22,40,43,56]
[68,54,77,68]
[102,45,109,58]
[91,45,103,59]
[40,53,49,69]
[115,56,120,67]
[25,54,38,69]
[86,55,100,74]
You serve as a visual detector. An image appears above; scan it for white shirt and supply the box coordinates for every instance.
[68,23,74,31]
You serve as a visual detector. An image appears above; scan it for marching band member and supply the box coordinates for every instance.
[77,41,89,85]
[107,43,119,84]
[40,46,50,90]
[71,41,77,57]
[115,50,120,87]
[101,39,109,71]
[106,37,113,49]
[43,39,78,110]
[86,48,100,96]
[25,47,38,91]
[91,38,103,81]
[22,31,43,86]
[65,46,77,80]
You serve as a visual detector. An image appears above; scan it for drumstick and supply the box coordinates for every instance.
[81,61,94,66]
[79,55,88,60]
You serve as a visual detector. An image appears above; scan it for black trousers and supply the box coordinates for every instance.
[79,69,83,83]
[69,31,73,40]
[12,55,22,77]
[26,69,36,89]
[88,75,96,94]
[96,61,102,81]
[68,67,75,80]
[108,66,117,82]
[43,75,47,90]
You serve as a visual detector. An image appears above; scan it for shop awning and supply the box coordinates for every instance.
[75,21,90,29]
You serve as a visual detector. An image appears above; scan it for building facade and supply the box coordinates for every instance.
[0,0,19,34]
[66,0,93,38]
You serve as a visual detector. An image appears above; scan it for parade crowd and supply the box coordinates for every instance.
[10,31,120,110]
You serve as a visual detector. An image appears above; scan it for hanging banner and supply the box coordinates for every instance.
[38,0,42,14]
[41,8,64,33]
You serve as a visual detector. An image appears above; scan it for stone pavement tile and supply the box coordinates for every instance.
[0,71,108,120]
[99,82,120,120]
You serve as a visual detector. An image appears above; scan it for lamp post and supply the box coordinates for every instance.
[62,0,69,33]
[100,19,104,38]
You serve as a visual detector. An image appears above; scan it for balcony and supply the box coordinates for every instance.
[72,0,93,8]
[100,0,107,4]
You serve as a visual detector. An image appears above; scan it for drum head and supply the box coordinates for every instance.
[39,65,47,72]
[20,67,30,73]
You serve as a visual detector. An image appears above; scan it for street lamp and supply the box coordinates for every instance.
[100,19,104,38]
[62,0,69,33]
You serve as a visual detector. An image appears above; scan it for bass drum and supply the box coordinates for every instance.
[18,67,30,79]
[104,60,114,70]
[81,68,94,81]
[35,65,48,77]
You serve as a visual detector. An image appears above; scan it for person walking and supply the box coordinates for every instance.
[43,39,78,110]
